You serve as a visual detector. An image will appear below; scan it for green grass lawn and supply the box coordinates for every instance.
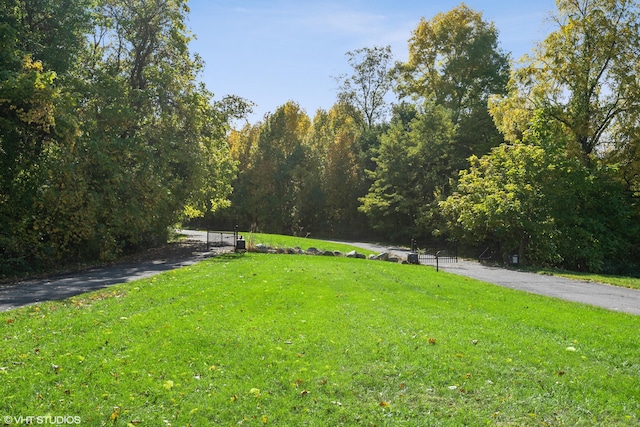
[244,232,377,256]
[244,231,640,291]
[1,253,638,426]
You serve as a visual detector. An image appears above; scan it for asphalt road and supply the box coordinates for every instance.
[331,240,640,316]
[1,231,639,316]
[0,230,218,312]
[438,259,640,315]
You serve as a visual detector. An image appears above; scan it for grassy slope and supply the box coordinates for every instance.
[1,253,638,426]
[245,231,640,290]
[245,233,377,256]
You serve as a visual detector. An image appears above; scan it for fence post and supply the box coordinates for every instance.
[234,225,238,246]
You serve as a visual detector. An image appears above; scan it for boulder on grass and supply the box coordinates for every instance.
[374,252,389,261]
[255,244,269,253]
[346,250,359,258]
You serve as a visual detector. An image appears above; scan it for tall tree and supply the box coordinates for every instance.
[1,0,241,272]
[483,0,640,272]
[0,0,92,272]
[69,0,240,257]
[490,0,640,158]
[246,101,312,234]
[395,4,510,185]
[218,122,261,229]
[360,102,456,241]
[396,4,509,123]
[335,45,394,130]
[307,106,366,235]
[442,111,640,272]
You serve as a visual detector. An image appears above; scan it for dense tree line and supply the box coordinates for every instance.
[212,2,640,274]
[0,0,245,275]
[443,0,640,273]
[4,1,640,276]
[212,5,510,241]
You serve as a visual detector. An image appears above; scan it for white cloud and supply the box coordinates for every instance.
[303,6,387,35]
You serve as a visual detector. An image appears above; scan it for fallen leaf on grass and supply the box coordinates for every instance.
[110,406,120,421]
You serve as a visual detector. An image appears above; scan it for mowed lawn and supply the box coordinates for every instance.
[1,252,638,426]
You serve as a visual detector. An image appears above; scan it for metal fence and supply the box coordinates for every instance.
[411,239,458,269]
[206,230,238,250]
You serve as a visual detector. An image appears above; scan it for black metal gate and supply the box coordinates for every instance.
[206,230,236,249]
[411,239,458,270]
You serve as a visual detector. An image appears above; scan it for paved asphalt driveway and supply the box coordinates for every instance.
[329,240,640,316]
[1,230,639,316]
[0,230,217,312]
[438,260,640,316]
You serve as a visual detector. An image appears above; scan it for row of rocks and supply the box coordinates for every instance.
[250,243,405,263]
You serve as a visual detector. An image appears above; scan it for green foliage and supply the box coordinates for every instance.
[1,255,638,425]
[237,101,313,234]
[441,142,559,264]
[356,5,510,243]
[483,0,640,272]
[397,4,509,110]
[0,0,240,274]
[312,107,369,235]
[220,102,376,238]
[0,3,71,273]
[395,3,509,159]
[360,102,456,240]
[1,0,92,74]
[442,111,640,272]
[492,0,640,157]
[335,45,394,129]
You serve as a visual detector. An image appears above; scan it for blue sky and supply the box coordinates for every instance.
[186,0,558,123]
